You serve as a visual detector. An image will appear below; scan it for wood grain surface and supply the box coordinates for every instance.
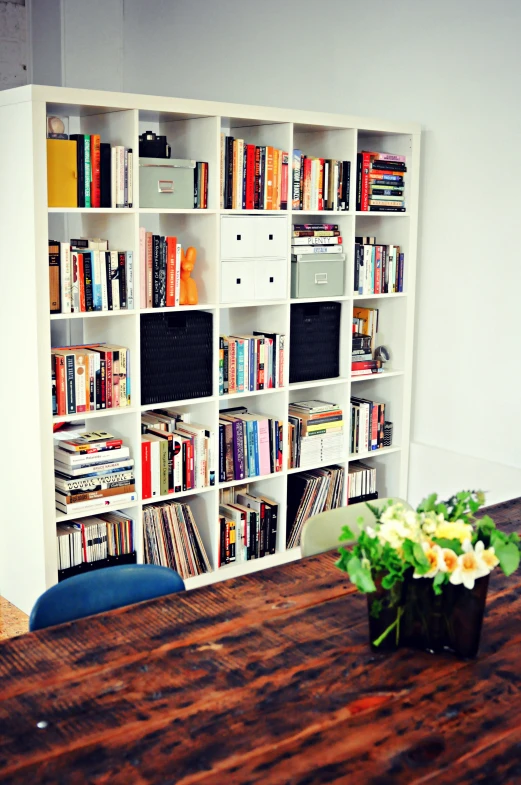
[0,498,519,785]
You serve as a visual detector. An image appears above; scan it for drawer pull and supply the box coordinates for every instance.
[269,277,274,283]
[236,234,241,240]
[236,278,241,284]
[158,179,174,193]
[315,273,328,284]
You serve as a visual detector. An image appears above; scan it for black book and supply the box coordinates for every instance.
[368,206,406,212]
[159,236,167,307]
[83,251,94,311]
[152,235,160,307]
[370,188,403,196]
[371,178,404,187]
[105,252,113,310]
[344,160,351,211]
[193,162,199,209]
[258,146,266,210]
[356,153,362,211]
[371,160,407,172]
[69,134,85,207]
[225,136,234,209]
[118,251,127,308]
[218,424,226,482]
[267,501,278,554]
[100,143,111,208]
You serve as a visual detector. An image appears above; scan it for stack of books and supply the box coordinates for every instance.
[352,307,380,376]
[219,407,283,482]
[288,400,344,469]
[286,465,345,548]
[354,235,404,295]
[49,237,133,315]
[292,153,350,211]
[54,431,136,515]
[143,500,212,578]
[47,133,132,208]
[219,332,285,395]
[52,343,131,416]
[57,512,135,571]
[139,230,181,309]
[220,135,289,210]
[218,486,279,565]
[141,410,215,499]
[348,461,377,503]
[291,223,346,263]
[356,151,406,212]
[193,162,209,208]
[350,396,386,454]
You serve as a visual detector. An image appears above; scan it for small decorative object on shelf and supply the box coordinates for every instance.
[179,246,198,305]
[336,491,521,658]
[383,421,393,447]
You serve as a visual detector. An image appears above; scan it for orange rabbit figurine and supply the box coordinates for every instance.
[179,246,199,305]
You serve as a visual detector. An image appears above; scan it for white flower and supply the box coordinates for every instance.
[474,540,500,571]
[376,503,422,550]
[365,525,377,539]
[449,540,490,590]
[413,542,444,579]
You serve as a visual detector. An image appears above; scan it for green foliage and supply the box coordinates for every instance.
[347,556,376,593]
[432,571,449,595]
[431,537,464,555]
[339,524,356,542]
[402,539,430,574]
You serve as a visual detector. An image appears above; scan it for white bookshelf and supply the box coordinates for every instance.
[0,85,420,614]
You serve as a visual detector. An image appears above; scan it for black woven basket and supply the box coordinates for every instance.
[289,302,341,383]
[140,311,213,405]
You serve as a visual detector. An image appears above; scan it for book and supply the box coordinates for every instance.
[46,139,78,208]
[357,150,407,211]
[48,240,61,313]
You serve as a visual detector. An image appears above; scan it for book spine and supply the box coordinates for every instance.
[110,147,116,207]
[292,149,301,210]
[166,236,176,307]
[65,355,75,413]
[232,421,245,480]
[90,134,101,208]
[241,144,247,210]
[117,147,125,207]
[118,251,127,309]
[127,149,133,207]
[236,340,244,392]
[84,136,91,208]
[175,243,181,307]
[398,252,404,292]
[152,235,160,308]
[219,337,224,396]
[123,148,128,206]
[125,250,134,310]
[48,242,61,313]
[220,133,225,209]
[245,144,255,210]
[229,340,237,394]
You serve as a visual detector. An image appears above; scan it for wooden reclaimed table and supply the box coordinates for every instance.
[1,498,521,784]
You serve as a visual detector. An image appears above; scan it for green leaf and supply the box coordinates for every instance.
[347,556,377,593]
[435,502,448,517]
[494,541,520,577]
[417,493,438,513]
[402,539,430,572]
[339,524,356,542]
[432,571,448,595]
[432,537,463,556]
[382,572,400,589]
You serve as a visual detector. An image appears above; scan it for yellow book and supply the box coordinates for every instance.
[47,139,77,207]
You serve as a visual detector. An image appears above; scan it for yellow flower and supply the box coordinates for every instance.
[449,541,489,590]
[474,540,499,570]
[413,542,444,579]
[435,519,473,543]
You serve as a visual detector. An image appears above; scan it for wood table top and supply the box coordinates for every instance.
[1,498,520,784]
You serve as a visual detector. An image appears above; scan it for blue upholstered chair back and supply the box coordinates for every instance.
[29,564,185,631]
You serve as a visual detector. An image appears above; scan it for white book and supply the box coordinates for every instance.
[55,458,134,478]
[71,252,80,312]
[291,245,344,255]
[150,439,160,497]
[363,246,373,295]
[139,226,146,309]
[126,251,134,309]
[54,446,130,467]
[220,132,225,209]
[291,236,342,246]
[128,150,133,207]
[100,252,109,310]
[235,139,244,210]
[93,250,102,310]
[274,335,280,388]
[111,147,117,208]
[60,242,72,313]
[110,250,120,309]
[175,243,181,307]
[116,146,125,207]
[56,491,137,514]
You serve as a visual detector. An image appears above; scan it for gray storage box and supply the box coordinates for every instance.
[139,157,195,209]
[291,253,345,299]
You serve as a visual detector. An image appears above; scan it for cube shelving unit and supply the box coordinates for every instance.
[0,85,420,614]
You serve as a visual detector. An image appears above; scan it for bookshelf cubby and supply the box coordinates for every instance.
[0,85,420,614]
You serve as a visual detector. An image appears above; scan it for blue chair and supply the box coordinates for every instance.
[29,564,185,631]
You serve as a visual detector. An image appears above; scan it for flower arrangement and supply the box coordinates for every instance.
[336,491,520,654]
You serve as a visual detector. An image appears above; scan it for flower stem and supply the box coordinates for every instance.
[372,605,403,648]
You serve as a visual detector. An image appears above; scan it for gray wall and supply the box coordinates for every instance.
[29,0,521,503]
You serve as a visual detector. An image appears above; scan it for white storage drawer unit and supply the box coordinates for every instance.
[221,215,288,303]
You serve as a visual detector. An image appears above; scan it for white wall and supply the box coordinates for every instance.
[30,0,521,505]
[0,0,27,89]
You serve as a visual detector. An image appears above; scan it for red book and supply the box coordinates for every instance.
[55,355,66,415]
[371,403,378,449]
[352,360,377,370]
[203,162,208,208]
[90,134,101,207]
[318,158,325,211]
[281,152,288,210]
[361,152,372,211]
[141,439,152,499]
[254,147,261,209]
[78,253,85,312]
[374,246,382,294]
[303,158,312,210]
[146,231,153,308]
[245,144,255,209]
[166,236,177,307]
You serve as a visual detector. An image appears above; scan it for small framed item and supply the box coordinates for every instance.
[291,253,345,299]
[139,157,195,208]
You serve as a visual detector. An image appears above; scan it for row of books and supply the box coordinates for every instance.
[348,461,377,501]
[286,465,345,548]
[219,487,278,565]
[354,236,404,295]
[193,162,209,209]
[49,237,133,314]
[356,151,406,212]
[219,407,283,482]
[138,230,181,309]
[143,501,212,579]
[52,343,131,416]
[288,399,344,469]
[141,409,215,499]
[350,396,387,454]
[220,135,289,210]
[47,135,132,208]
[57,512,135,570]
[54,431,136,514]
[219,333,285,395]
[292,153,350,212]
